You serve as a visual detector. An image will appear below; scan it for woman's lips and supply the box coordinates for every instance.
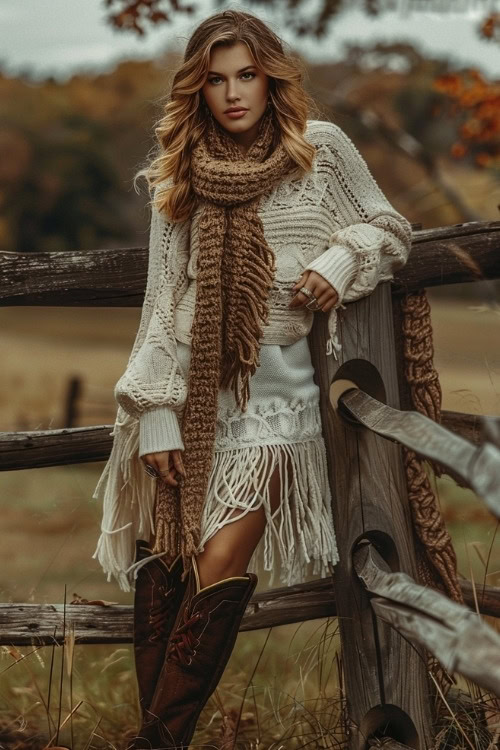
[225,110,248,119]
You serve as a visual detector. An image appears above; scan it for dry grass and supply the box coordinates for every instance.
[0,300,499,746]
[0,460,498,747]
[429,296,500,417]
[1,622,498,749]
[0,295,499,431]
[0,620,346,749]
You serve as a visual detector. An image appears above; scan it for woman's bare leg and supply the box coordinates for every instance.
[196,452,289,589]
[149,450,292,589]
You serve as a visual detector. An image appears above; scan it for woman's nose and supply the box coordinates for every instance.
[226,80,240,101]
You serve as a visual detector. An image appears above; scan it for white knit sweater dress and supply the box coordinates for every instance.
[92,119,412,592]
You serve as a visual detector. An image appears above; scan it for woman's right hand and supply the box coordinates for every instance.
[141,449,186,487]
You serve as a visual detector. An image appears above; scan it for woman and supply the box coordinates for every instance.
[92,9,412,748]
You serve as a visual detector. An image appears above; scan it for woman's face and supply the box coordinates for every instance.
[201,41,269,153]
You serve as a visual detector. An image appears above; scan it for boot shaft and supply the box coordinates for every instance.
[133,541,186,645]
[135,557,257,749]
[166,573,256,672]
[132,541,188,720]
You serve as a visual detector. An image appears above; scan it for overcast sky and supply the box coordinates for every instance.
[0,0,499,81]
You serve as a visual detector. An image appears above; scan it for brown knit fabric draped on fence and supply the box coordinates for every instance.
[400,289,465,710]
[401,289,465,604]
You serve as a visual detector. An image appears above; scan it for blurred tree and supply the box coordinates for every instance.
[0,56,187,254]
[309,44,494,224]
[1,35,497,255]
[104,0,499,40]
[433,68,499,169]
[104,0,499,168]
[0,111,133,253]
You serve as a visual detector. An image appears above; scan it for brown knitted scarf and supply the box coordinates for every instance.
[152,109,297,575]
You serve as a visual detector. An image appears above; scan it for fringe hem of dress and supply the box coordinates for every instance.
[197,438,340,588]
[92,409,340,592]
[91,407,156,593]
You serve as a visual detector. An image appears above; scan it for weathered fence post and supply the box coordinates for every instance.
[308,282,434,749]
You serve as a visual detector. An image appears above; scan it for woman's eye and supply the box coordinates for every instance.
[207,72,256,85]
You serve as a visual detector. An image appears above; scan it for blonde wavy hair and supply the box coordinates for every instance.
[134,8,319,223]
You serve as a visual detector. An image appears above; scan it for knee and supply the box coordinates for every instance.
[196,507,267,587]
[198,542,242,580]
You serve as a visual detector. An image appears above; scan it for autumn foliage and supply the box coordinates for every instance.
[104,2,500,169]
[480,11,500,43]
[433,69,500,168]
[105,0,194,34]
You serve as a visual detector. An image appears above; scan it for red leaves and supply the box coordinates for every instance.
[480,12,500,42]
[105,0,194,36]
[433,69,499,168]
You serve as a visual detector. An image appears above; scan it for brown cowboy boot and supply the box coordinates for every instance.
[132,540,187,722]
[131,555,257,749]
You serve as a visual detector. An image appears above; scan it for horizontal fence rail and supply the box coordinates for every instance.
[392,219,500,293]
[0,409,485,471]
[0,426,115,469]
[0,575,496,647]
[1,221,499,306]
[354,541,500,696]
[339,389,500,519]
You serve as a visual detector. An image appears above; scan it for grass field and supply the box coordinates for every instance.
[0,292,499,747]
[1,291,498,597]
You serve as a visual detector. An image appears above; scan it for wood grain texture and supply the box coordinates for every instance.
[442,410,484,445]
[1,577,495,647]
[0,411,483,471]
[393,220,500,293]
[338,390,500,520]
[308,283,433,749]
[0,247,146,307]
[1,221,498,306]
[0,579,338,646]
[355,543,500,696]
[0,425,114,470]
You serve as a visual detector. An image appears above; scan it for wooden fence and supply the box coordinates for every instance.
[1,218,500,749]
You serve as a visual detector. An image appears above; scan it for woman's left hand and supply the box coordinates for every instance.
[289,270,339,312]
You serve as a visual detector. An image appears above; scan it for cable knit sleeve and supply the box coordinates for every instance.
[113,186,189,455]
[304,121,412,304]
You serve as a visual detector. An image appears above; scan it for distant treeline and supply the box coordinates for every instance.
[0,41,495,255]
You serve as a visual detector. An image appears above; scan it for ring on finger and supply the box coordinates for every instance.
[306,298,322,311]
[299,286,317,303]
[144,464,159,479]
